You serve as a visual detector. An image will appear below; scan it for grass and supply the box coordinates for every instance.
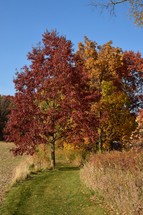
[0,166,107,215]
[0,142,108,215]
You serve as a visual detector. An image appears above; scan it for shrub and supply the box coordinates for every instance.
[80,150,143,215]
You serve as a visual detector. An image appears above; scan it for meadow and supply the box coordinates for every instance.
[0,141,143,215]
[81,150,143,215]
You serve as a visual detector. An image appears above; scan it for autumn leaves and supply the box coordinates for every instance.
[5,31,143,167]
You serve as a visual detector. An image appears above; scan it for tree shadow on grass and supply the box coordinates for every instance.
[57,166,80,171]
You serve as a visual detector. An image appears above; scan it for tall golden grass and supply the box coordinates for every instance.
[80,150,143,215]
[11,144,50,185]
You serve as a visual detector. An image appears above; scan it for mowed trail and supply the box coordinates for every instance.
[0,142,107,215]
[0,167,107,215]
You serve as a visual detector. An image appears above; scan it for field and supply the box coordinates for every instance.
[0,142,28,203]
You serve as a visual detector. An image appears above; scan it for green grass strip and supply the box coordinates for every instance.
[0,166,107,215]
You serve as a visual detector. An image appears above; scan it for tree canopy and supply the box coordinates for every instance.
[0,95,13,140]
[5,30,143,167]
[5,31,97,168]
[75,37,143,150]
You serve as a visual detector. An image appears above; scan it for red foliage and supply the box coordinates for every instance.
[5,33,143,157]
[5,31,98,156]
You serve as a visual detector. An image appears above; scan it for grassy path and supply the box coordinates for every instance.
[0,166,107,215]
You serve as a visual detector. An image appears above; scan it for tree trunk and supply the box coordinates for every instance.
[98,127,102,152]
[50,138,55,169]
[98,78,102,152]
[50,114,56,169]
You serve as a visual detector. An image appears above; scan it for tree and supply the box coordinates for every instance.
[75,37,143,150]
[130,109,143,149]
[5,31,97,168]
[100,81,136,148]
[122,51,143,112]
[90,0,143,26]
[0,95,13,141]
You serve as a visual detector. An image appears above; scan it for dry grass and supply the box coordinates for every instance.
[80,150,143,215]
[0,142,28,203]
[10,156,34,185]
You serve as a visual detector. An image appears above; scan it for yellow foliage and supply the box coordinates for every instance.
[83,137,90,145]
[75,37,136,149]
[63,142,76,151]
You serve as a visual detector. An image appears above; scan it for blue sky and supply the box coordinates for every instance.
[0,0,143,95]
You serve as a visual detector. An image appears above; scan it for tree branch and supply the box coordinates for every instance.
[89,0,128,15]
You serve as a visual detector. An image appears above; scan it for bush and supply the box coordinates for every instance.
[80,150,143,215]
